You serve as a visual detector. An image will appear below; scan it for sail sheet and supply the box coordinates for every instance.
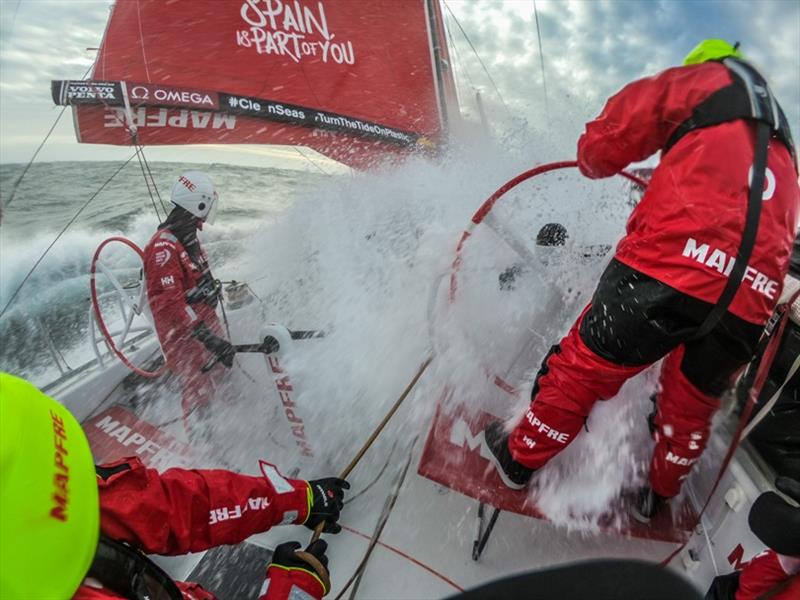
[52,0,458,168]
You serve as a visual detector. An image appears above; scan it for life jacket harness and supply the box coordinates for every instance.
[664,58,796,339]
[664,58,796,166]
[86,534,183,600]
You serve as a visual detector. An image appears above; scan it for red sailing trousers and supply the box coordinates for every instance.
[143,228,226,430]
[508,309,721,497]
[735,550,800,600]
[508,258,764,498]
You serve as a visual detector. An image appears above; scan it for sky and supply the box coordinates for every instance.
[0,0,798,171]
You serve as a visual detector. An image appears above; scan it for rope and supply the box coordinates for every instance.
[133,143,165,221]
[335,439,418,600]
[3,64,94,209]
[309,355,433,543]
[532,0,550,120]
[140,146,169,214]
[442,1,512,118]
[0,153,139,319]
[444,12,471,95]
[293,147,332,176]
[343,437,400,506]
[5,0,22,43]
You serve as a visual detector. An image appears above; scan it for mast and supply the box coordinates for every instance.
[425,0,449,136]
[425,0,461,141]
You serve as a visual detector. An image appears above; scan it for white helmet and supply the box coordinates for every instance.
[170,171,219,224]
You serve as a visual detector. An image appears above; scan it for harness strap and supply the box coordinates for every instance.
[691,120,771,340]
[688,58,788,340]
[87,535,183,600]
[664,59,796,165]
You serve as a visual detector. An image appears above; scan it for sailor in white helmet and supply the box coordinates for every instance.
[143,171,234,436]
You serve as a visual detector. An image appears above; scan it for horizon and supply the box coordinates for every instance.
[1,1,798,171]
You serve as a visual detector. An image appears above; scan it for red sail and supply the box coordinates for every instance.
[56,0,457,168]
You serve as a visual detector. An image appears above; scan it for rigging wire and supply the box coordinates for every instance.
[3,106,67,208]
[0,152,139,320]
[4,0,22,44]
[442,0,512,118]
[133,142,165,221]
[3,63,94,209]
[444,8,477,96]
[2,107,67,210]
[293,147,332,176]
[532,0,550,120]
[140,145,169,214]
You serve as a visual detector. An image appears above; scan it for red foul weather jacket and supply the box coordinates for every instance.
[73,457,325,600]
[578,61,799,326]
[735,550,800,600]
[143,228,223,373]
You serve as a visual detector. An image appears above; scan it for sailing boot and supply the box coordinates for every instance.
[631,486,669,523]
[484,421,535,490]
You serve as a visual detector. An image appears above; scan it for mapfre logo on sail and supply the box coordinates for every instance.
[104,107,236,130]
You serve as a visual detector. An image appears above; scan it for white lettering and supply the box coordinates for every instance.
[683,238,709,262]
[103,108,235,130]
[109,425,132,443]
[449,418,493,460]
[146,108,168,127]
[680,237,780,300]
[122,432,147,447]
[237,0,355,65]
[524,410,570,444]
[168,110,189,128]
[748,166,776,201]
[666,451,697,467]
[706,249,727,273]
[95,415,121,434]
[213,113,237,129]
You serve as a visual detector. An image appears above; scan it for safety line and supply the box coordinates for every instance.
[442,1,511,118]
[532,0,550,120]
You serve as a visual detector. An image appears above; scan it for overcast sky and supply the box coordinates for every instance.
[0,0,798,171]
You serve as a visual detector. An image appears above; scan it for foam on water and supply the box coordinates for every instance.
[2,140,657,533]
[219,139,656,531]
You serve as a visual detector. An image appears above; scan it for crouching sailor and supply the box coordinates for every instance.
[0,372,349,600]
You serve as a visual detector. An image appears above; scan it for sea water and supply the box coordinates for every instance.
[0,144,661,533]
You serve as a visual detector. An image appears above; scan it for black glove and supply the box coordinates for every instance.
[305,478,350,534]
[271,539,329,571]
[186,274,220,308]
[269,540,330,596]
[748,476,800,557]
[192,322,235,368]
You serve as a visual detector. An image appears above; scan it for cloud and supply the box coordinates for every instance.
[0,0,798,164]
[445,0,800,142]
